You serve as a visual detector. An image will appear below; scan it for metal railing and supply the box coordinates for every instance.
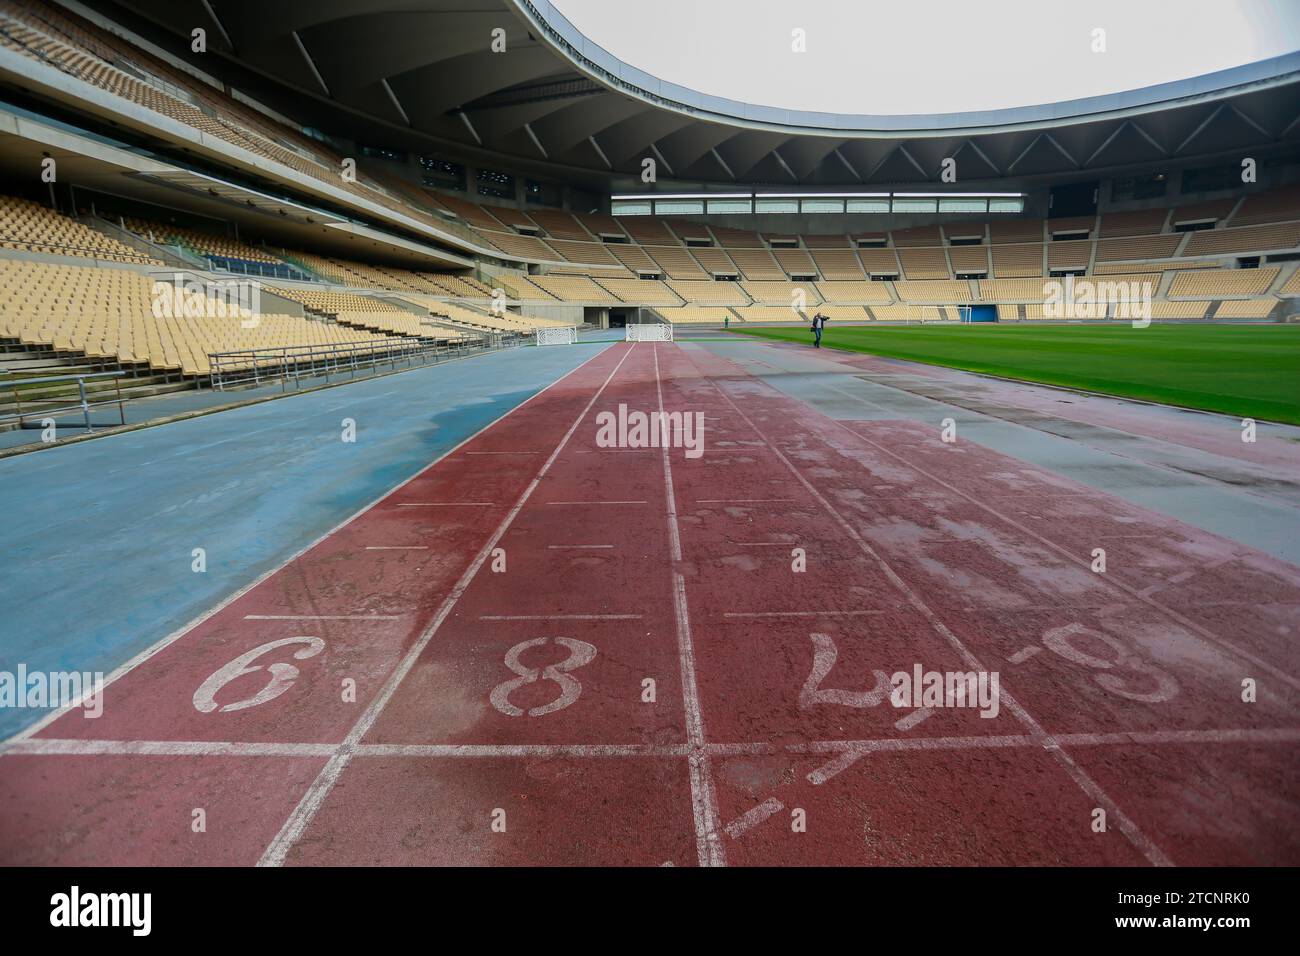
[0,370,127,432]
[203,254,312,282]
[208,336,493,392]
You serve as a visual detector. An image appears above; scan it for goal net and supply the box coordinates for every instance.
[625,323,673,342]
[535,327,578,346]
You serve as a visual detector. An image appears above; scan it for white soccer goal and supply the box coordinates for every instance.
[625,322,673,342]
[535,326,578,346]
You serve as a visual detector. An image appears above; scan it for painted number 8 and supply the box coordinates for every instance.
[490,637,597,717]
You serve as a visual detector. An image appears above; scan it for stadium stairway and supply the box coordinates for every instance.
[0,342,194,430]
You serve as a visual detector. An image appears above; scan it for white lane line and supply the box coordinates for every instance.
[1008,645,1042,664]
[723,797,784,840]
[696,502,795,509]
[653,344,726,868]
[479,614,642,621]
[3,344,618,748]
[722,610,884,619]
[806,748,869,785]
[894,708,933,732]
[546,500,648,505]
[396,502,496,507]
[1,739,338,757]
[257,343,638,868]
[244,614,400,621]
[824,382,1300,693]
[547,544,614,550]
[704,366,1175,868]
[357,742,687,758]
[7,726,1296,761]
[802,725,1300,784]
[575,448,657,453]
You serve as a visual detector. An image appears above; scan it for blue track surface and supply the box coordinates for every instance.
[0,342,607,737]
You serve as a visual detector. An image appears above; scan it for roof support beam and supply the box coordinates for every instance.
[710,147,736,180]
[290,30,330,97]
[524,122,549,159]
[381,78,410,126]
[1043,133,1077,167]
[589,136,613,169]
[1230,104,1272,139]
[458,110,482,146]
[897,145,928,177]
[1176,105,1226,154]
[833,147,862,181]
[650,142,675,176]
[198,0,235,52]
[772,147,798,181]
[965,139,1001,175]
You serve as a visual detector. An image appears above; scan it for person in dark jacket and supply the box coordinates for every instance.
[810,311,828,348]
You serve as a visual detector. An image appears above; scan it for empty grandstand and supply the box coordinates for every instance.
[0,0,1297,904]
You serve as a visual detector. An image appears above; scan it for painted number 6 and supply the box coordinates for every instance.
[193,636,325,714]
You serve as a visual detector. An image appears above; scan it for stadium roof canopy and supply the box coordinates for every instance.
[95,0,1300,189]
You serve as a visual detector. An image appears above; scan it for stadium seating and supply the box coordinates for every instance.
[9,0,1291,310]
[666,280,749,305]
[266,286,406,315]
[948,245,991,275]
[334,310,471,340]
[2,197,161,264]
[1,0,1296,354]
[897,247,952,279]
[0,259,389,375]
[1230,185,1300,225]
[1046,240,1093,271]
[529,275,620,302]
[1182,223,1300,256]
[724,248,786,280]
[742,281,821,305]
[992,244,1045,277]
[645,245,709,279]
[735,305,809,322]
[1214,298,1279,318]
[990,220,1046,243]
[1167,267,1279,298]
[690,247,741,276]
[656,306,735,324]
[493,274,554,300]
[856,248,903,276]
[895,280,973,303]
[121,218,281,265]
[1099,209,1170,237]
[594,278,683,305]
[815,281,894,304]
[869,304,950,321]
[1096,235,1183,261]
[810,248,866,279]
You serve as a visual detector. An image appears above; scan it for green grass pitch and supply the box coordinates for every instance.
[733,323,1300,424]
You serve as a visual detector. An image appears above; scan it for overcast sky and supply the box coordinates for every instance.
[549,0,1300,115]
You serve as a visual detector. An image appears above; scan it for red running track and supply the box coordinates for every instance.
[1,340,1297,866]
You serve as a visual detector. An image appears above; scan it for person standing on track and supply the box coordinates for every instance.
[810,311,828,348]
